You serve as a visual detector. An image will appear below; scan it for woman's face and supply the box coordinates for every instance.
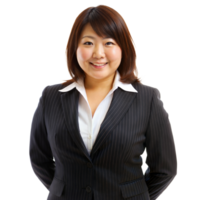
[76,23,122,82]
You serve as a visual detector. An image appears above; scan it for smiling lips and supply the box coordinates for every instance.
[90,62,108,68]
[90,62,108,66]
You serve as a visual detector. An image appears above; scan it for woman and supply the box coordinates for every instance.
[29,5,177,200]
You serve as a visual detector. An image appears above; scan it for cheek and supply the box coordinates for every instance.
[107,47,122,61]
[77,47,91,61]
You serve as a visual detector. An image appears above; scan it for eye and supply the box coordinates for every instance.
[83,41,114,46]
[84,42,93,45]
[106,42,114,45]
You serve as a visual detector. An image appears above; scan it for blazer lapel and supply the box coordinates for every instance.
[60,87,137,161]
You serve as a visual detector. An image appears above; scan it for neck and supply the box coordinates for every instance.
[84,71,116,91]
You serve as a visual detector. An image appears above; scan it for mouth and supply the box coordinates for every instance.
[90,62,108,69]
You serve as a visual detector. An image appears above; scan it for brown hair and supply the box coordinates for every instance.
[62,5,141,86]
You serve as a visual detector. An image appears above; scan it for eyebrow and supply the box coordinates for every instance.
[81,36,111,40]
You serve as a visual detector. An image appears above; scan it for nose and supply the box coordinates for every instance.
[92,44,105,59]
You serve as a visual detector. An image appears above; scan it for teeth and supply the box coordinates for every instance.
[91,63,107,66]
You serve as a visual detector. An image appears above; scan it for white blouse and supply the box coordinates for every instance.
[58,70,138,155]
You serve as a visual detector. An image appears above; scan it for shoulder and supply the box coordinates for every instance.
[131,82,163,108]
[131,82,160,98]
[44,79,75,94]
[40,83,67,103]
[43,83,64,94]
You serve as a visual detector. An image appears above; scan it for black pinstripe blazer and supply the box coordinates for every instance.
[29,81,177,200]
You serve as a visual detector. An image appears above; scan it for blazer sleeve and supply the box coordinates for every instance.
[29,86,55,190]
[144,88,177,200]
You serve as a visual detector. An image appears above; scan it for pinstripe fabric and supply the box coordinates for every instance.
[29,81,177,200]
[58,70,138,155]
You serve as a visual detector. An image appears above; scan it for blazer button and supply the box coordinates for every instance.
[87,163,93,168]
[86,186,91,192]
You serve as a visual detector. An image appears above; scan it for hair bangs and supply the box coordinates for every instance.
[87,9,121,45]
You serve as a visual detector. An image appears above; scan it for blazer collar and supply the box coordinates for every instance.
[59,71,138,161]
[58,70,138,94]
